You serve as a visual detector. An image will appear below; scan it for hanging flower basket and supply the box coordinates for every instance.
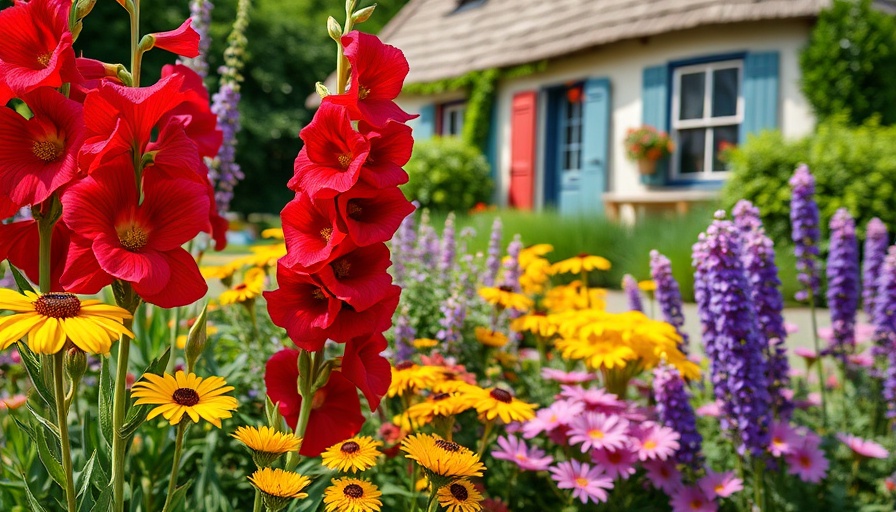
[638,158,658,175]
[625,125,673,175]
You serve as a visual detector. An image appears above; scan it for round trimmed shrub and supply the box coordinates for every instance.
[402,137,493,211]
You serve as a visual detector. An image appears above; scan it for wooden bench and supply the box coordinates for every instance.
[602,190,719,224]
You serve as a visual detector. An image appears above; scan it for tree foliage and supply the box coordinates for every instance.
[799,0,896,126]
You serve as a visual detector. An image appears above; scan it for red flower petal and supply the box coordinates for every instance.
[264,348,303,426]
[342,332,391,411]
[280,192,347,271]
[264,263,340,351]
[292,101,369,196]
[138,172,210,251]
[358,120,412,188]
[59,233,114,294]
[160,64,223,159]
[150,19,200,58]
[314,284,401,343]
[0,218,73,291]
[145,119,208,183]
[133,247,208,308]
[318,243,394,312]
[93,233,171,295]
[337,183,415,246]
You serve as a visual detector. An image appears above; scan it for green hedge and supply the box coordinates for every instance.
[723,119,896,245]
[402,137,493,212]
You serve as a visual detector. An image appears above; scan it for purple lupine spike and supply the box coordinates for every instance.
[622,274,643,312]
[437,293,466,345]
[885,349,896,423]
[499,234,523,291]
[180,0,214,78]
[789,165,821,302]
[695,211,772,456]
[825,208,860,360]
[438,212,456,274]
[872,246,896,360]
[863,218,889,317]
[394,306,416,361]
[733,200,793,420]
[415,209,440,268]
[392,209,418,286]
[653,364,703,469]
[483,217,503,287]
[692,234,725,419]
[650,250,689,352]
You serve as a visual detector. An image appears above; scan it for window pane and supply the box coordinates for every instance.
[677,128,706,174]
[679,72,705,120]
[712,125,739,172]
[712,68,739,117]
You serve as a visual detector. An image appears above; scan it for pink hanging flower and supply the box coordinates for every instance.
[549,460,614,505]
[837,433,890,459]
[491,435,553,471]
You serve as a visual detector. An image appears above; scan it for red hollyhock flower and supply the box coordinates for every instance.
[265,348,365,456]
[60,169,209,307]
[264,262,340,351]
[144,119,207,182]
[314,284,400,343]
[280,192,347,271]
[327,31,414,127]
[337,183,415,246]
[288,100,369,197]
[317,243,394,312]
[160,64,223,159]
[358,120,413,188]
[342,332,391,411]
[148,19,200,58]
[0,88,84,209]
[0,219,72,291]
[0,0,80,95]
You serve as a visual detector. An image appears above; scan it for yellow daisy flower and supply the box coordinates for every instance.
[477,286,533,311]
[549,253,611,275]
[437,479,483,512]
[323,478,382,512]
[388,362,444,397]
[249,468,310,512]
[638,280,657,292]
[520,243,554,260]
[400,433,486,479]
[404,391,477,425]
[233,425,302,467]
[0,289,134,355]
[261,227,285,239]
[510,313,556,337]
[219,267,266,305]
[413,338,439,349]
[321,436,382,473]
[474,327,508,348]
[200,263,238,281]
[250,243,287,268]
[131,370,238,428]
[470,387,537,423]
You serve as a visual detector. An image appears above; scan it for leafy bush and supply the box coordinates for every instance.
[403,137,493,211]
[800,0,896,125]
[723,119,896,245]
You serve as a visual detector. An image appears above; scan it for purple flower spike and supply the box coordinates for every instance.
[650,250,689,352]
[733,200,793,419]
[500,234,523,291]
[873,246,896,362]
[652,364,703,469]
[863,218,889,317]
[825,208,860,360]
[789,164,821,302]
[180,0,214,78]
[622,274,643,312]
[483,217,502,287]
[438,212,456,274]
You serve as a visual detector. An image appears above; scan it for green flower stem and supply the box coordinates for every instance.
[425,487,439,512]
[111,327,133,512]
[808,288,827,430]
[477,420,495,457]
[285,349,321,471]
[129,0,141,87]
[168,306,181,373]
[161,421,189,512]
[752,457,765,512]
[335,0,357,94]
[252,489,262,512]
[53,351,77,512]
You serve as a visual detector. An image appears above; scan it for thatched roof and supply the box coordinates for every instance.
[380,0,896,85]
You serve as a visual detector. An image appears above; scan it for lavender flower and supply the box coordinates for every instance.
[416,209,440,269]
[483,217,502,287]
[650,250,689,351]
[394,306,416,361]
[873,246,896,359]
[692,234,724,411]
[499,234,522,291]
[825,208,859,359]
[885,349,896,423]
[622,274,643,312]
[438,212,456,273]
[863,218,889,317]
[437,292,466,345]
[180,0,214,78]
[789,165,821,302]
[653,364,703,469]
[733,200,793,419]
[694,212,771,456]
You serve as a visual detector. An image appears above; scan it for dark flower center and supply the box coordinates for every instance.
[337,153,353,169]
[434,439,461,452]
[37,52,52,67]
[320,227,333,242]
[347,200,363,220]
[498,285,514,293]
[172,388,200,406]
[234,284,247,291]
[34,293,81,319]
[32,140,63,162]
[489,388,513,403]
[341,441,361,453]
[332,259,351,279]
[312,288,326,300]
[449,483,469,501]
[395,361,415,371]
[577,252,590,258]
[358,86,370,100]
[119,226,149,251]
[343,483,364,499]
[432,392,451,401]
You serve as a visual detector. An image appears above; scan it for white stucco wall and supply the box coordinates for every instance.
[400,19,815,209]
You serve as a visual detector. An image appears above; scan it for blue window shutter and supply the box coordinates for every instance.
[415,103,436,140]
[641,65,669,186]
[579,78,611,214]
[741,51,780,140]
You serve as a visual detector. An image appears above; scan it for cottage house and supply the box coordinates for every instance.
[379,0,895,219]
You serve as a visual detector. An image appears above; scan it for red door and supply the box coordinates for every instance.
[509,91,537,210]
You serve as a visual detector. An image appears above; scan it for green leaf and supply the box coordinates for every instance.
[119,347,170,439]
[17,342,54,406]
[76,450,97,499]
[88,484,112,512]
[33,422,66,487]
[21,473,48,512]
[98,357,114,448]
[164,480,193,512]
[8,264,36,294]
[26,403,60,440]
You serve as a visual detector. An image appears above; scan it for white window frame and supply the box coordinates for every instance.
[670,60,744,180]
[440,102,466,137]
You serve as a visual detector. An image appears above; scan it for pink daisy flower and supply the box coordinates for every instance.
[768,421,799,457]
[643,459,683,493]
[795,392,822,409]
[568,412,630,453]
[491,435,554,471]
[549,460,614,505]
[632,422,680,461]
[522,399,583,439]
[837,434,890,459]
[541,368,594,384]
[698,470,743,499]
[784,322,799,334]
[695,401,722,418]
[560,385,625,413]
[847,352,874,368]
[591,447,638,480]
[785,435,829,483]
[670,486,718,512]
[794,347,819,365]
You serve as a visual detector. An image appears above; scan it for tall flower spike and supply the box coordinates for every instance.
[825,208,859,360]
[692,234,726,422]
[438,213,456,274]
[622,274,643,312]
[873,246,896,360]
[483,218,503,287]
[180,0,214,77]
[789,164,821,302]
[649,250,689,351]
[862,218,889,317]
[652,364,703,470]
[733,200,793,419]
